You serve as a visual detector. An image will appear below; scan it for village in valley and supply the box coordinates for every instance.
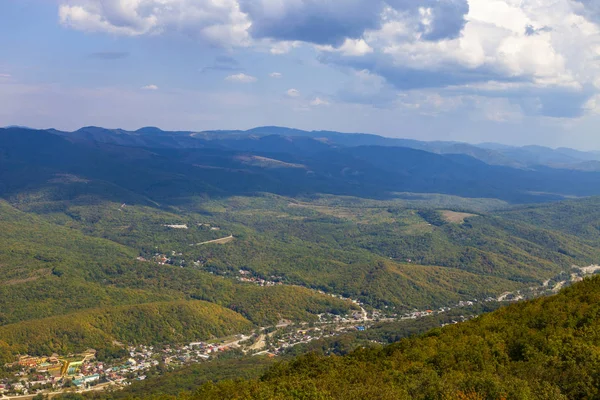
[4,217,599,399]
[0,292,480,399]
[0,290,541,398]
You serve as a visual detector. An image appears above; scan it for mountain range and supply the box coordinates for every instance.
[3,125,600,398]
[3,126,600,204]
[46,125,600,171]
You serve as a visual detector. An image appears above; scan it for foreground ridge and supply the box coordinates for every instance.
[182,276,600,400]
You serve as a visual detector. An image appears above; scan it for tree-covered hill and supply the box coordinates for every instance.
[0,200,354,361]
[12,186,600,313]
[500,196,600,243]
[146,276,600,400]
[3,125,600,382]
[7,169,600,313]
[0,301,253,364]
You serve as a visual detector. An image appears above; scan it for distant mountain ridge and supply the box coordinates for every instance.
[3,126,600,203]
[45,125,600,171]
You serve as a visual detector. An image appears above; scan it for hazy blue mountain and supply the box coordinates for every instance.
[43,125,600,170]
[184,126,600,170]
[3,127,600,204]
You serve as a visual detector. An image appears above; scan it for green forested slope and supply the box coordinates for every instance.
[4,170,600,370]
[0,201,353,361]
[10,190,600,312]
[0,301,252,364]
[103,357,277,399]
[501,196,600,243]
[157,276,600,400]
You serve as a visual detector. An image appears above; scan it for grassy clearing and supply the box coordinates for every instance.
[441,210,477,224]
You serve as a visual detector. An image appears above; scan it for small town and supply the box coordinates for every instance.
[0,298,506,398]
[2,265,598,398]
[0,321,369,397]
[0,295,464,399]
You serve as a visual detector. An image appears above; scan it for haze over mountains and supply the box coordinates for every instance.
[44,125,600,171]
[6,0,600,396]
[3,126,600,205]
[4,124,600,399]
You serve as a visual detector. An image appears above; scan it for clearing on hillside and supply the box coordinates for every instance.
[441,210,477,224]
[191,235,235,246]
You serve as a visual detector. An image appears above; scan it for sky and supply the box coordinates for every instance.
[1,0,600,149]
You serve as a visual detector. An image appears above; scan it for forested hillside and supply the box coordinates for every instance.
[0,301,252,364]
[148,276,600,400]
[0,200,353,362]
[2,126,600,397]
[501,197,600,243]
[10,189,600,312]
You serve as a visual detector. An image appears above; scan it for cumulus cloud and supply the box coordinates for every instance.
[310,97,330,106]
[571,0,600,24]
[319,0,600,118]
[238,0,383,46]
[57,0,600,120]
[239,0,468,45]
[225,73,257,83]
[59,0,251,46]
[584,94,600,114]
[269,40,301,54]
[141,84,158,90]
[269,72,282,78]
[318,38,373,56]
[286,88,300,97]
[58,0,469,47]
[337,70,397,106]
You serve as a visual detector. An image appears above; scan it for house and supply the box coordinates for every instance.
[18,356,39,368]
[85,374,100,383]
[12,383,25,391]
[72,374,100,388]
[66,361,83,376]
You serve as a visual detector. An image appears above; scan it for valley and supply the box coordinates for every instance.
[2,126,600,399]
[7,0,600,395]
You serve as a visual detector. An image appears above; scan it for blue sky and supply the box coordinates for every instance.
[2,0,600,149]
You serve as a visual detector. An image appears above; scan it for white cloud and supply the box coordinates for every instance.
[337,69,398,106]
[376,0,598,87]
[571,0,600,25]
[310,97,330,106]
[474,97,524,122]
[238,0,468,45]
[0,74,11,78]
[57,0,468,47]
[269,72,282,78]
[339,38,374,56]
[269,40,301,54]
[141,84,158,90]
[318,38,373,56]
[57,0,600,120]
[225,73,257,83]
[59,0,251,47]
[319,0,600,117]
[584,94,600,114]
[396,91,465,115]
[286,88,300,97]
